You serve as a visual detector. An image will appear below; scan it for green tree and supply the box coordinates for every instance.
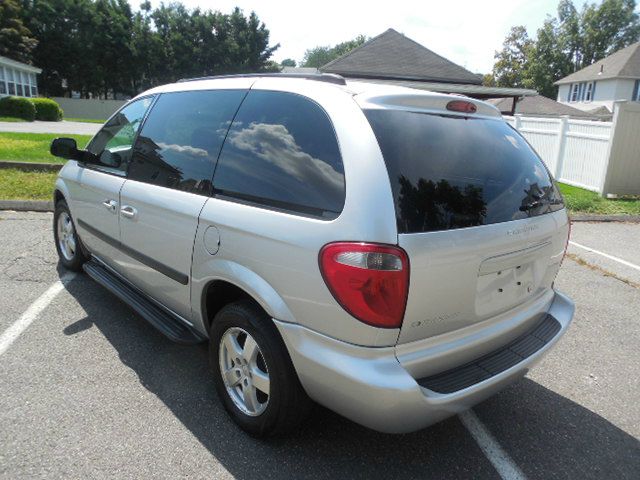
[579,0,640,67]
[482,73,496,87]
[492,26,533,88]
[302,34,367,68]
[557,0,582,70]
[23,0,98,97]
[492,0,640,99]
[22,1,279,97]
[0,0,37,63]
[281,58,296,67]
[523,18,572,98]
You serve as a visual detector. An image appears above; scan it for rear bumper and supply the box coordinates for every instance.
[274,290,574,434]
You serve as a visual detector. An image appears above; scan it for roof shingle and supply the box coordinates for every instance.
[320,28,482,85]
[487,95,596,117]
[555,42,640,85]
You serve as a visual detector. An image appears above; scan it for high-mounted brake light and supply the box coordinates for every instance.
[319,242,409,329]
[446,100,477,114]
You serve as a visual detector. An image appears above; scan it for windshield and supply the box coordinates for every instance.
[364,109,564,234]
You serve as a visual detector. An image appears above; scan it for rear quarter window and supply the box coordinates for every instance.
[212,90,345,219]
[364,109,564,233]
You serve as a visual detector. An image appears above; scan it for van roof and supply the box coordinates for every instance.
[137,73,502,119]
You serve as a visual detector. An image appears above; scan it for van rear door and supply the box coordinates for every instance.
[361,105,569,345]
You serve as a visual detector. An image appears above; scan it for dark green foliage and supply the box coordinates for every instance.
[19,0,278,98]
[0,96,36,121]
[492,0,640,98]
[31,98,63,121]
[301,35,368,68]
[0,0,37,63]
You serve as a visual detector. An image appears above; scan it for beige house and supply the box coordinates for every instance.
[555,42,640,114]
[0,55,41,98]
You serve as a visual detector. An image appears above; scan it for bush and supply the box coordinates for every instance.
[31,97,63,121]
[0,96,35,121]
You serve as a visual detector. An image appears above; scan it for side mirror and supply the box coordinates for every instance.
[50,138,81,161]
[50,137,100,165]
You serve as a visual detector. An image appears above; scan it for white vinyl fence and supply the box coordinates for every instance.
[506,101,640,196]
[505,114,613,192]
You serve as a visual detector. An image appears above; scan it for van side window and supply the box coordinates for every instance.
[127,89,246,194]
[213,90,345,218]
[87,96,154,174]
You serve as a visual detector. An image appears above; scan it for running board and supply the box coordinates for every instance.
[83,260,205,345]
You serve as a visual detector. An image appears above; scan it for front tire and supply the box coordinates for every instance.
[54,200,88,271]
[210,300,312,437]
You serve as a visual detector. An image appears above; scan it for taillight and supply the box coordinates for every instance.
[446,100,477,113]
[319,242,410,329]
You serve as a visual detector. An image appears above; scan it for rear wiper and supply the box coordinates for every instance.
[519,199,562,211]
[519,200,544,211]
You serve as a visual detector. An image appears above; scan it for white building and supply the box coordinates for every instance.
[0,55,41,98]
[555,42,640,114]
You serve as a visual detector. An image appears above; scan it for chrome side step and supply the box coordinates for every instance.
[83,260,205,345]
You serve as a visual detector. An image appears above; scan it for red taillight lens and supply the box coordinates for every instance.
[319,242,410,329]
[446,100,477,113]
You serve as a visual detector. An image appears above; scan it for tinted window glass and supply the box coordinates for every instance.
[128,89,246,194]
[364,110,564,233]
[213,90,345,218]
[88,96,154,173]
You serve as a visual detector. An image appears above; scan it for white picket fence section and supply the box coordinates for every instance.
[505,114,613,193]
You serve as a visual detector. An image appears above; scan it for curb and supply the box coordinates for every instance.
[570,214,640,223]
[0,161,63,172]
[0,200,54,212]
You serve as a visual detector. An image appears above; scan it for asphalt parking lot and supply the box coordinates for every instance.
[1,212,638,479]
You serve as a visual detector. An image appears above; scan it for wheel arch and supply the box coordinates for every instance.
[196,260,296,334]
[53,176,72,207]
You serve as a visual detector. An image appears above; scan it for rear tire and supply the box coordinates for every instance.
[54,199,88,271]
[210,300,312,437]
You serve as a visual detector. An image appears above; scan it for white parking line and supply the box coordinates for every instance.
[569,241,640,272]
[459,410,527,480]
[0,274,75,356]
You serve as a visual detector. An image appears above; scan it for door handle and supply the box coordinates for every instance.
[102,199,117,212]
[120,205,137,219]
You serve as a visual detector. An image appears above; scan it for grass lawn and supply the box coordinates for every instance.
[64,117,107,124]
[0,116,32,122]
[558,183,640,215]
[0,132,93,164]
[0,168,57,200]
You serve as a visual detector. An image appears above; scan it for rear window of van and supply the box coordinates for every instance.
[364,109,564,234]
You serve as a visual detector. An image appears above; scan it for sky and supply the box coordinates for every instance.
[151,0,591,74]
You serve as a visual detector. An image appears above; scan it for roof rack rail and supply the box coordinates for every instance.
[176,72,347,86]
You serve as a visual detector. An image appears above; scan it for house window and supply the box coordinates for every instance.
[6,68,16,96]
[28,73,37,97]
[585,82,594,102]
[634,80,640,101]
[0,67,5,95]
[570,83,580,102]
[20,72,29,97]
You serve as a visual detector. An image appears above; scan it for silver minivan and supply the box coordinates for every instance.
[51,73,574,436]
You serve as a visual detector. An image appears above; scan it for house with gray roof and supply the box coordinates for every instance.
[317,29,536,112]
[487,95,599,119]
[555,41,640,113]
[0,56,41,98]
